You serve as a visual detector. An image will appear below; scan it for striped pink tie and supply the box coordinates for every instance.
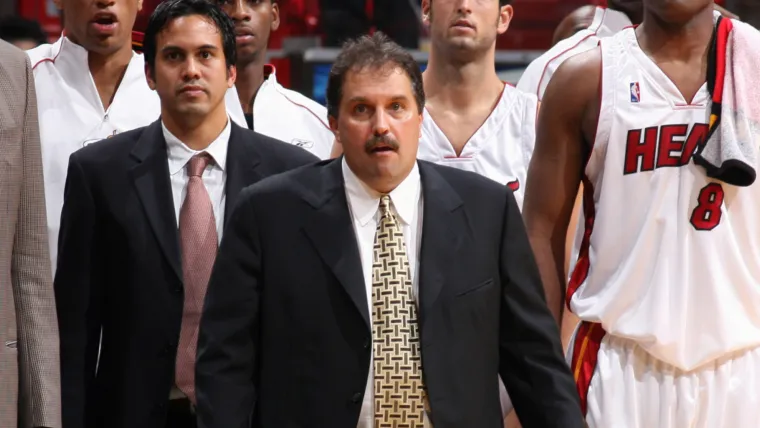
[175,153,218,404]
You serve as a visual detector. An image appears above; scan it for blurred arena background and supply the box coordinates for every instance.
[1,0,755,104]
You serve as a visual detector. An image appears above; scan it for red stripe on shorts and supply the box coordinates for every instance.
[571,321,606,415]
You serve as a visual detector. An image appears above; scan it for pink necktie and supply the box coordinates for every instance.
[175,153,218,404]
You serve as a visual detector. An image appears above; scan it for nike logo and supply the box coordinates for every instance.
[507,179,520,192]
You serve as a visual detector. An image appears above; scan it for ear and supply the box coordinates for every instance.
[271,2,281,32]
[137,0,144,12]
[227,64,237,88]
[421,0,431,25]
[329,115,340,143]
[145,63,157,90]
[497,4,513,35]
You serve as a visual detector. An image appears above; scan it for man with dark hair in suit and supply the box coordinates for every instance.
[195,31,582,428]
[54,1,317,427]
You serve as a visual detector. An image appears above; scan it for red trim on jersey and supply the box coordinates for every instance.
[536,32,597,101]
[535,7,606,101]
[712,18,733,107]
[566,48,602,310]
[571,321,606,415]
[32,38,64,70]
[567,175,596,307]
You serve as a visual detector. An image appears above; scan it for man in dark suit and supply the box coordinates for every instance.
[196,32,582,428]
[53,1,317,427]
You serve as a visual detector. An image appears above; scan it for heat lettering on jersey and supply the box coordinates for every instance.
[623,123,709,174]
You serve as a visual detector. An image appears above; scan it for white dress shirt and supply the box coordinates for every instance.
[341,159,432,428]
[28,35,246,273]
[164,118,231,242]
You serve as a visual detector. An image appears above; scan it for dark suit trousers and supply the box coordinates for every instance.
[166,398,197,428]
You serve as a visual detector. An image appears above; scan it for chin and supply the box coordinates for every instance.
[86,38,124,55]
[174,105,209,118]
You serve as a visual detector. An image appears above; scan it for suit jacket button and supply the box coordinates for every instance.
[363,339,371,349]
[351,392,363,403]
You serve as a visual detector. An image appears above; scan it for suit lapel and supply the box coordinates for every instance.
[417,162,466,331]
[224,123,263,226]
[129,120,183,282]
[302,160,370,330]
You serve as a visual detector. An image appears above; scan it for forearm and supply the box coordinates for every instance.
[528,235,566,324]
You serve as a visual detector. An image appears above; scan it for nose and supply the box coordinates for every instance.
[229,0,251,22]
[372,109,390,136]
[182,57,202,81]
[456,0,472,14]
[95,0,115,7]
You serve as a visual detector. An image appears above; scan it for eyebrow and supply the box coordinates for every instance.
[347,95,411,103]
[160,44,220,53]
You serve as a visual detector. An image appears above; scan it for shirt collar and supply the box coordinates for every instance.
[163,118,232,175]
[342,157,421,227]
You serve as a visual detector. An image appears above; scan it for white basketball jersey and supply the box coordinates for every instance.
[517,6,631,101]
[417,84,538,209]
[568,28,760,371]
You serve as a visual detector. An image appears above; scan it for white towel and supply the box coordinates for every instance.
[693,16,760,187]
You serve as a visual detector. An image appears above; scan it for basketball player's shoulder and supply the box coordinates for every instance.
[543,46,601,110]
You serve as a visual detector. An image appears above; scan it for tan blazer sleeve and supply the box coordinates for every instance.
[11,47,62,428]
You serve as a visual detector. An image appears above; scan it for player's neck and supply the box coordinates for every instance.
[162,105,229,151]
[235,56,266,115]
[424,50,503,110]
[637,6,715,63]
[87,45,133,111]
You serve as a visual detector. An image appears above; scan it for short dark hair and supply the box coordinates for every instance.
[143,0,236,73]
[500,0,511,5]
[0,17,47,46]
[326,32,424,119]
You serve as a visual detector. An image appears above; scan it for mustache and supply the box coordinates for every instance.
[364,134,399,152]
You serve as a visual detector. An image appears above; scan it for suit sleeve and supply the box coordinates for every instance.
[54,153,105,428]
[196,187,261,428]
[12,51,62,428]
[497,189,584,427]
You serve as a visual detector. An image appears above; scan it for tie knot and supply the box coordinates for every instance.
[187,153,212,177]
[379,195,393,217]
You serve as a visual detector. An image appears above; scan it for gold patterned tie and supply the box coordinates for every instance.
[372,195,426,428]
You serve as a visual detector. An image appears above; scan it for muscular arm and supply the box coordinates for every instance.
[522,49,601,324]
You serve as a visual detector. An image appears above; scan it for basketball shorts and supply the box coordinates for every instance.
[569,321,760,428]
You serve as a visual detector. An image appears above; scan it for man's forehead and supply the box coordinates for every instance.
[343,69,414,97]
[345,65,410,85]
[157,16,222,43]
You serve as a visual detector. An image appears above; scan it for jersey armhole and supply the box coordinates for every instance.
[592,39,615,158]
